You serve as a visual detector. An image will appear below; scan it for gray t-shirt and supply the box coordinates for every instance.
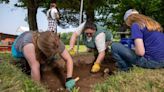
[15,31,33,52]
[14,31,65,54]
[58,40,65,54]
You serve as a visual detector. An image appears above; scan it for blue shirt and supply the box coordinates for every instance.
[131,23,164,61]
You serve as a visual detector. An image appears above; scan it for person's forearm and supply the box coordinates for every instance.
[70,32,78,49]
[66,58,73,78]
[95,51,105,64]
[31,65,41,82]
[61,49,74,78]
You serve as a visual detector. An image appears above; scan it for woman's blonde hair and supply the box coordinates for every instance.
[126,14,163,32]
[33,31,59,62]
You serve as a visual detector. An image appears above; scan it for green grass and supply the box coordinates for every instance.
[65,45,87,52]
[93,67,164,92]
[0,53,48,92]
[1,53,164,92]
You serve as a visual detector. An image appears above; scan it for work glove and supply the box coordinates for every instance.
[65,78,75,91]
[91,63,100,73]
[69,48,76,56]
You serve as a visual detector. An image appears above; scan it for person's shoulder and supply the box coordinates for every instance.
[131,23,140,29]
[51,8,58,12]
[132,23,139,26]
[132,22,139,26]
[96,32,105,39]
[47,9,51,13]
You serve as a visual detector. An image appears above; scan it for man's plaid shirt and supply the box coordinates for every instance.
[48,18,57,33]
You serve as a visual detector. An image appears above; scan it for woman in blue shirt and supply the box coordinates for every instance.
[111,9,164,71]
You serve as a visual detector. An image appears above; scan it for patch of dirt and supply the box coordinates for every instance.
[41,53,116,92]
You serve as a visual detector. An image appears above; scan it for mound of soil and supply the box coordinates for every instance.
[41,53,116,92]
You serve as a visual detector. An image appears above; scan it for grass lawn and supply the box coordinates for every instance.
[1,52,164,92]
[65,45,87,52]
[93,67,164,92]
[0,53,48,92]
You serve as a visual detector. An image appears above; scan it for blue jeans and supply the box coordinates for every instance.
[111,43,164,71]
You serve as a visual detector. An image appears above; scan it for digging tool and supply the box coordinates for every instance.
[66,77,80,92]
[74,77,80,82]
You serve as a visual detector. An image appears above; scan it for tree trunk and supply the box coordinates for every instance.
[86,0,94,22]
[27,0,38,31]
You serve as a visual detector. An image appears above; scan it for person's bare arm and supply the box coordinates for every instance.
[23,43,40,82]
[69,22,86,50]
[69,32,78,50]
[134,38,145,56]
[95,33,106,64]
[95,51,105,64]
[60,48,73,78]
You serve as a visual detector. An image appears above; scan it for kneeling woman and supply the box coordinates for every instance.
[12,31,75,90]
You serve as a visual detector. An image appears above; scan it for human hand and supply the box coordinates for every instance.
[65,78,75,91]
[69,48,76,56]
[91,63,100,73]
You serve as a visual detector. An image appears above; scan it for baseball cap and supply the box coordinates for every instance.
[124,9,139,21]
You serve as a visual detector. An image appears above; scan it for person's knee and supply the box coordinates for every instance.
[111,42,120,47]
[111,43,122,52]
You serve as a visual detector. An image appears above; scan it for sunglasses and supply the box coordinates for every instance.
[85,32,92,36]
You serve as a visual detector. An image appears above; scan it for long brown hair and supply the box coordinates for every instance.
[126,14,163,32]
[33,31,60,62]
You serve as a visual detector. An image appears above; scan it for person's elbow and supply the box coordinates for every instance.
[61,49,73,61]
[99,50,105,56]
[135,50,145,56]
[134,39,145,56]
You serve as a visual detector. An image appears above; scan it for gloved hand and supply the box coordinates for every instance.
[65,78,75,91]
[91,63,100,73]
[69,48,76,56]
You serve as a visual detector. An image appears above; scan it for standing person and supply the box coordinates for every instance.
[47,0,60,33]
[111,9,164,71]
[69,21,113,73]
[12,31,75,90]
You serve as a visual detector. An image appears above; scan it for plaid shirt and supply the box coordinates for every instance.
[47,7,58,33]
[48,18,57,33]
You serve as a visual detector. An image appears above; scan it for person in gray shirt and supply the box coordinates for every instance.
[12,31,75,90]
